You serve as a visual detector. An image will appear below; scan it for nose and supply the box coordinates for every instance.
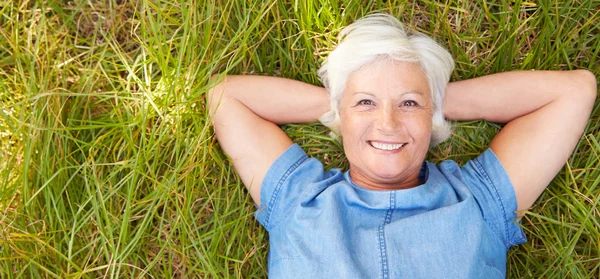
[376,104,401,133]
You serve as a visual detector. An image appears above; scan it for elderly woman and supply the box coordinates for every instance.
[207,14,596,278]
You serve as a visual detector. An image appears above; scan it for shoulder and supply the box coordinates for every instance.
[256,144,344,230]
[430,149,511,186]
[433,149,526,248]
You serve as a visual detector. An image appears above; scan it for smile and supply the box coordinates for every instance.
[368,141,406,151]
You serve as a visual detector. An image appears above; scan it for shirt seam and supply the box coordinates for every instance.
[264,154,309,230]
[473,156,513,249]
[378,192,395,279]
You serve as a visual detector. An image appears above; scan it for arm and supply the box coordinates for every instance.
[444,70,597,211]
[207,75,329,205]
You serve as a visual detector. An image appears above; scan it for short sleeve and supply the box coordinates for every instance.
[461,149,527,249]
[255,144,327,231]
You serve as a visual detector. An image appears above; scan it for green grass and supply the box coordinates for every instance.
[1,0,599,277]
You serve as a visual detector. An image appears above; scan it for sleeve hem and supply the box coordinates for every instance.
[474,148,527,248]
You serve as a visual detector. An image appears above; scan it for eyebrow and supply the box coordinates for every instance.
[353,92,375,97]
[353,91,424,96]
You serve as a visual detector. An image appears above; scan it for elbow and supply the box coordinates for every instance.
[574,70,597,104]
[565,70,597,123]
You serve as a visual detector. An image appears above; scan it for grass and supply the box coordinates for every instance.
[0,0,599,277]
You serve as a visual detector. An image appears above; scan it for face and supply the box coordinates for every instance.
[340,60,433,190]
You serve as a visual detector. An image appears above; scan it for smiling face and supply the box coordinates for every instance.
[339,60,433,190]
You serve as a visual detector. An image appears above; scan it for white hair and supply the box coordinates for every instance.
[318,13,454,146]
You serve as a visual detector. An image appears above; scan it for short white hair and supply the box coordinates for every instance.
[318,13,454,146]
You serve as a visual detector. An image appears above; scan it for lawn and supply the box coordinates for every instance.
[1,0,599,278]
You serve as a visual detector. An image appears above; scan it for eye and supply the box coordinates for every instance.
[357,99,373,106]
[402,100,418,107]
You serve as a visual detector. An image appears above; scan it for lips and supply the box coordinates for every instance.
[368,141,407,151]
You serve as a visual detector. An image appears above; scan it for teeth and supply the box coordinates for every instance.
[370,141,405,151]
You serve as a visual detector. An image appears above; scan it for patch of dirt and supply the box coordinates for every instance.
[70,0,139,53]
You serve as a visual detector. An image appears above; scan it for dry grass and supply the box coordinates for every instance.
[1,0,599,278]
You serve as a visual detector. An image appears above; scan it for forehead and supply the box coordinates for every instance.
[345,60,430,97]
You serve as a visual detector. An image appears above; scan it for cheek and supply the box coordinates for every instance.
[419,119,433,147]
[339,110,353,137]
[406,114,433,139]
[420,117,433,134]
[340,114,372,157]
[341,114,371,141]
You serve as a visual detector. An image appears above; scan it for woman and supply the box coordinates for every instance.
[207,14,596,278]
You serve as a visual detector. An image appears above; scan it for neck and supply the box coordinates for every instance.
[349,167,423,191]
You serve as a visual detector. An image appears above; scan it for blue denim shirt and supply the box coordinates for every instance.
[256,144,526,278]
